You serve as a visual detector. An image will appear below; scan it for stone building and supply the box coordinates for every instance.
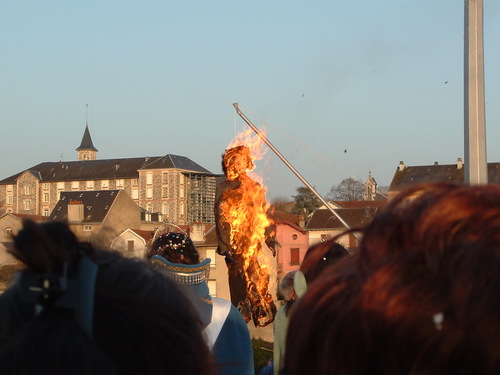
[0,126,219,226]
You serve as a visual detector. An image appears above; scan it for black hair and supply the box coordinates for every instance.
[0,220,214,375]
[147,232,200,265]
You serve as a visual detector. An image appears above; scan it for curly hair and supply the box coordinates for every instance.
[147,232,200,265]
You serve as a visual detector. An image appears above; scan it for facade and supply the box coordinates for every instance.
[110,228,150,259]
[0,126,219,226]
[196,225,231,301]
[0,213,49,264]
[305,206,380,250]
[269,211,308,280]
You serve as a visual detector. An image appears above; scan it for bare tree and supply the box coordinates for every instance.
[270,195,292,213]
[327,178,365,201]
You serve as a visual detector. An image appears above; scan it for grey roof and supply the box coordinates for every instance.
[139,154,212,174]
[76,125,98,151]
[0,155,214,184]
[50,190,121,223]
[389,162,500,192]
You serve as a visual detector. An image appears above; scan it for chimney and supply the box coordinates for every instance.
[398,161,406,172]
[457,157,464,169]
[434,161,439,166]
[299,214,305,228]
[68,200,84,222]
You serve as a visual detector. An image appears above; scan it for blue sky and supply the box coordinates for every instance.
[1,1,499,201]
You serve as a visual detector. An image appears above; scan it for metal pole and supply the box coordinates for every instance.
[464,0,488,185]
[233,103,360,239]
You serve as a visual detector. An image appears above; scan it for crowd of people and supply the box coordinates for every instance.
[0,182,499,374]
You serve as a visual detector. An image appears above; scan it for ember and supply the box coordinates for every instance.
[215,131,277,327]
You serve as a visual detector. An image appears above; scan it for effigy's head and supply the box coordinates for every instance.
[222,145,254,181]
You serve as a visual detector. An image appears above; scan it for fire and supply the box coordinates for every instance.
[218,128,277,327]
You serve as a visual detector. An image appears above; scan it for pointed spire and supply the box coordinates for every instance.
[76,124,98,151]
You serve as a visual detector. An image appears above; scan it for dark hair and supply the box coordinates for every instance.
[0,220,213,375]
[300,238,349,283]
[284,183,500,375]
[147,232,200,264]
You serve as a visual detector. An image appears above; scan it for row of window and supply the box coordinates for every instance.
[12,179,133,194]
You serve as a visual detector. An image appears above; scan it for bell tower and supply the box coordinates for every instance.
[77,124,98,161]
[76,104,98,161]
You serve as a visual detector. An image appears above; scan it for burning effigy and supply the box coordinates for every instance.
[215,130,277,327]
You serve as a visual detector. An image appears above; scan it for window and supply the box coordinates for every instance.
[132,189,139,200]
[6,195,12,205]
[116,179,124,187]
[127,240,135,253]
[146,173,153,185]
[146,204,153,213]
[162,203,169,215]
[43,208,50,216]
[43,193,50,203]
[292,233,298,240]
[86,180,94,189]
[57,182,64,190]
[83,225,92,232]
[101,180,109,189]
[25,185,31,195]
[162,186,169,198]
[290,248,300,265]
[6,185,13,192]
[5,228,13,238]
[180,202,185,216]
[72,181,79,190]
[179,180,185,199]
[162,172,168,184]
[132,179,139,186]
[206,249,216,268]
[207,280,217,297]
[146,188,153,199]
[43,183,50,190]
[321,234,332,242]
[24,200,31,210]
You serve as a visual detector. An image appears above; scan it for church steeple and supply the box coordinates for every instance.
[76,124,98,161]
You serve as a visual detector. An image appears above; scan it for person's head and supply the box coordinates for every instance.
[284,183,500,375]
[300,239,349,284]
[147,231,199,265]
[279,271,297,302]
[221,145,254,181]
[0,220,213,375]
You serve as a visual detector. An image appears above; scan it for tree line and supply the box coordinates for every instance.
[271,178,388,217]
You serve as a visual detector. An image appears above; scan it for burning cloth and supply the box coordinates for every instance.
[215,145,277,327]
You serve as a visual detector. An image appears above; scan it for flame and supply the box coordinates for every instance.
[220,128,276,326]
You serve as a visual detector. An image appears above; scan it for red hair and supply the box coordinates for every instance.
[284,183,500,375]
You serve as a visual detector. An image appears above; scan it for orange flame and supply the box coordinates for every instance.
[220,128,276,326]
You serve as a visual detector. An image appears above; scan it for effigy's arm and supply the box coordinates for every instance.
[214,182,233,257]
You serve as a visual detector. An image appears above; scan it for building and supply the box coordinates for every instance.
[269,211,308,279]
[0,126,219,226]
[389,158,500,198]
[305,206,380,250]
[0,213,49,264]
[50,190,141,250]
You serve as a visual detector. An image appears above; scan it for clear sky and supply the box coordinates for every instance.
[1,1,499,201]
